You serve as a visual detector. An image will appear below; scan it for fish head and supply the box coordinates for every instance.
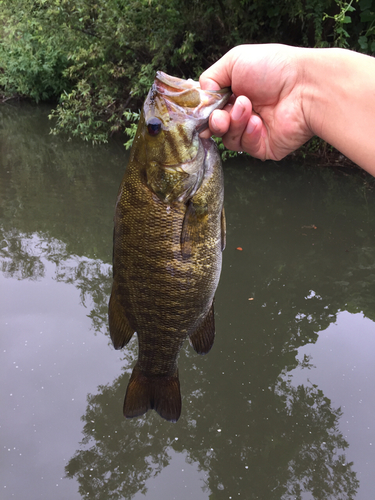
[138,71,230,203]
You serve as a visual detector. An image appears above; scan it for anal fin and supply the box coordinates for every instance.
[189,301,215,355]
[124,363,181,422]
[108,286,135,349]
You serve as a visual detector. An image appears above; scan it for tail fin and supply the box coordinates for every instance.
[123,363,181,422]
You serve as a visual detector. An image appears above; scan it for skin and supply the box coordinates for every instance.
[199,44,375,176]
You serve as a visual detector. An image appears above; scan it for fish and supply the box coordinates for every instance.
[108,71,230,422]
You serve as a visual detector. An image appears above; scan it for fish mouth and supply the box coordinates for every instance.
[154,71,231,127]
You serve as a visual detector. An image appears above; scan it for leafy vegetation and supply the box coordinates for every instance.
[1,0,375,147]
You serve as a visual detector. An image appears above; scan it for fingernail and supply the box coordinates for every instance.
[231,101,245,121]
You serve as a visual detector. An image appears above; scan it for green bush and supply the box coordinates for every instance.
[0,0,71,101]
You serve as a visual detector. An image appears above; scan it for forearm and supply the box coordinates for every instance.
[301,47,375,175]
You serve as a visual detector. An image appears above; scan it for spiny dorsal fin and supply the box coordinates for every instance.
[108,287,135,349]
[189,302,215,355]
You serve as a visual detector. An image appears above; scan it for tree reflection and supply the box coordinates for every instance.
[1,230,47,280]
[0,228,112,334]
[65,353,358,499]
[54,256,112,333]
[0,102,124,263]
[0,102,122,334]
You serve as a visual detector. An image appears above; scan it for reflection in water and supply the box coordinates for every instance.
[2,103,375,498]
[65,365,358,500]
[0,103,124,263]
[1,230,112,335]
[1,231,49,280]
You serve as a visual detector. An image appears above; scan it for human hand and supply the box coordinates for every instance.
[199,44,314,161]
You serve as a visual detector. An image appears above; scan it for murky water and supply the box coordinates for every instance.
[1,103,375,500]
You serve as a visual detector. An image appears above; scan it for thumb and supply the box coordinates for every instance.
[199,50,235,91]
[199,75,221,91]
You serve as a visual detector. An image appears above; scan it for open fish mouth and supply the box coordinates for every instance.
[141,71,230,203]
[152,71,231,127]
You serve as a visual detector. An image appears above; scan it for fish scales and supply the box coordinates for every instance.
[109,72,230,422]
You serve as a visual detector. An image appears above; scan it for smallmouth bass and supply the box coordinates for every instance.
[108,72,230,422]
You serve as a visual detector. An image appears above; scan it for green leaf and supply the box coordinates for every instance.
[358,34,368,49]
[360,10,375,22]
[359,0,373,10]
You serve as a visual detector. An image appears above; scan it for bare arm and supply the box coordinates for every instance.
[302,48,375,175]
[199,44,375,176]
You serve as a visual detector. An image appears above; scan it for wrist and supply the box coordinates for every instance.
[298,47,339,139]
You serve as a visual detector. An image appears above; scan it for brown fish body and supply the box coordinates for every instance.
[109,72,230,422]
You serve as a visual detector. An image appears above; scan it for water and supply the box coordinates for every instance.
[1,103,375,500]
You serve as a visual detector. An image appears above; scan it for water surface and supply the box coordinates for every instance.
[1,103,375,500]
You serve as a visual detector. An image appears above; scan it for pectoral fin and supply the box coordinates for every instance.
[108,286,135,349]
[180,199,208,260]
[189,302,215,355]
[221,206,226,251]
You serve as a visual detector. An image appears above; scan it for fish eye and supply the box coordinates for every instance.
[147,117,162,136]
